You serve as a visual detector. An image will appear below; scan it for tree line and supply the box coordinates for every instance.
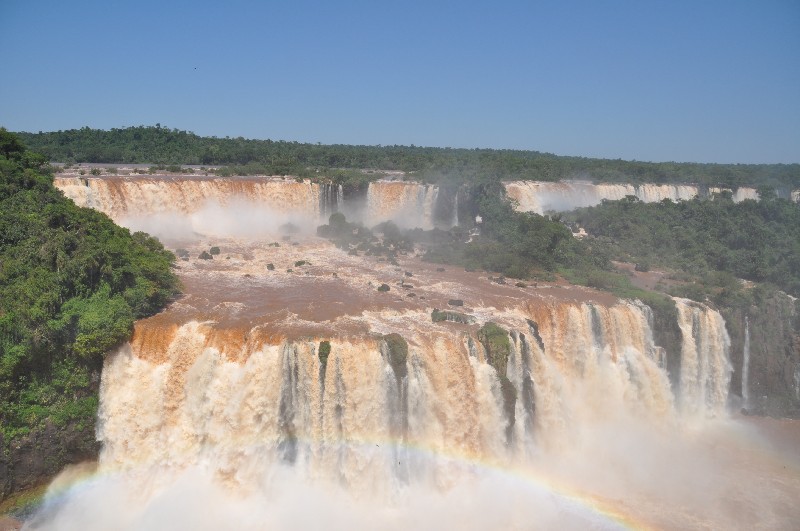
[15,125,800,189]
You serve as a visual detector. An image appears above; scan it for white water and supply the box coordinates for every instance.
[54,176,451,233]
[674,298,732,419]
[742,317,751,410]
[25,296,787,530]
[364,181,440,230]
[504,180,762,214]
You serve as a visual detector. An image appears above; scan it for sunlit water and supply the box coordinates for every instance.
[25,181,800,530]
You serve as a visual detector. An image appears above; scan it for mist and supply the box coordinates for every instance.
[119,197,323,244]
[23,413,799,530]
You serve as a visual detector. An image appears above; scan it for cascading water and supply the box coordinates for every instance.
[27,289,745,528]
[25,181,800,530]
[55,176,457,233]
[504,180,761,214]
[742,316,751,410]
[364,181,441,230]
[452,192,459,227]
[54,175,324,221]
[674,298,732,418]
[93,299,711,478]
[319,182,342,221]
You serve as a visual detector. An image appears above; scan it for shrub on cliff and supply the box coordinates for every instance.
[381,333,408,379]
[318,340,331,368]
[476,322,516,438]
[477,322,511,377]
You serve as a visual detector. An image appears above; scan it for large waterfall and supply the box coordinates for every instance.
[53,176,449,233]
[31,178,800,530]
[365,181,440,230]
[96,300,689,481]
[54,175,325,222]
[504,180,761,214]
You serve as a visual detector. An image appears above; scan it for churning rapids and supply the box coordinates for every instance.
[24,176,800,530]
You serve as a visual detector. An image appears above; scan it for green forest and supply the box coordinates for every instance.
[16,125,800,189]
[0,129,179,442]
[568,193,800,303]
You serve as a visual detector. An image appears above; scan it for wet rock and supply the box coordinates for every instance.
[431,309,474,324]
[0,421,100,504]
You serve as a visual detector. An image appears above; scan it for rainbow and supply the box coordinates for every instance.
[24,434,648,530]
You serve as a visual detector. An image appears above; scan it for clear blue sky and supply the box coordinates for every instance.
[1,0,798,163]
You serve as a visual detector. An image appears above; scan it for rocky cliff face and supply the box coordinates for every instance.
[722,292,800,417]
[0,422,99,503]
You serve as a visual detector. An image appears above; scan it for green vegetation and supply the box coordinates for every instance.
[423,182,607,280]
[377,284,390,292]
[318,340,331,368]
[17,126,800,189]
[431,309,474,324]
[569,194,800,300]
[0,129,179,441]
[317,214,408,264]
[477,323,512,378]
[381,333,408,379]
[0,483,48,516]
[209,246,220,256]
[476,323,516,435]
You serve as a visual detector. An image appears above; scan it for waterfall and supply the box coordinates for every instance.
[742,316,751,410]
[674,298,732,418]
[55,176,459,233]
[504,180,761,214]
[452,191,459,227]
[364,181,440,229]
[319,182,341,221]
[91,298,732,485]
[53,175,324,232]
[25,290,753,530]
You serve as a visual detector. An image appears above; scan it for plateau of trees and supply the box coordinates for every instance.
[568,193,800,301]
[16,126,800,190]
[0,129,180,441]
